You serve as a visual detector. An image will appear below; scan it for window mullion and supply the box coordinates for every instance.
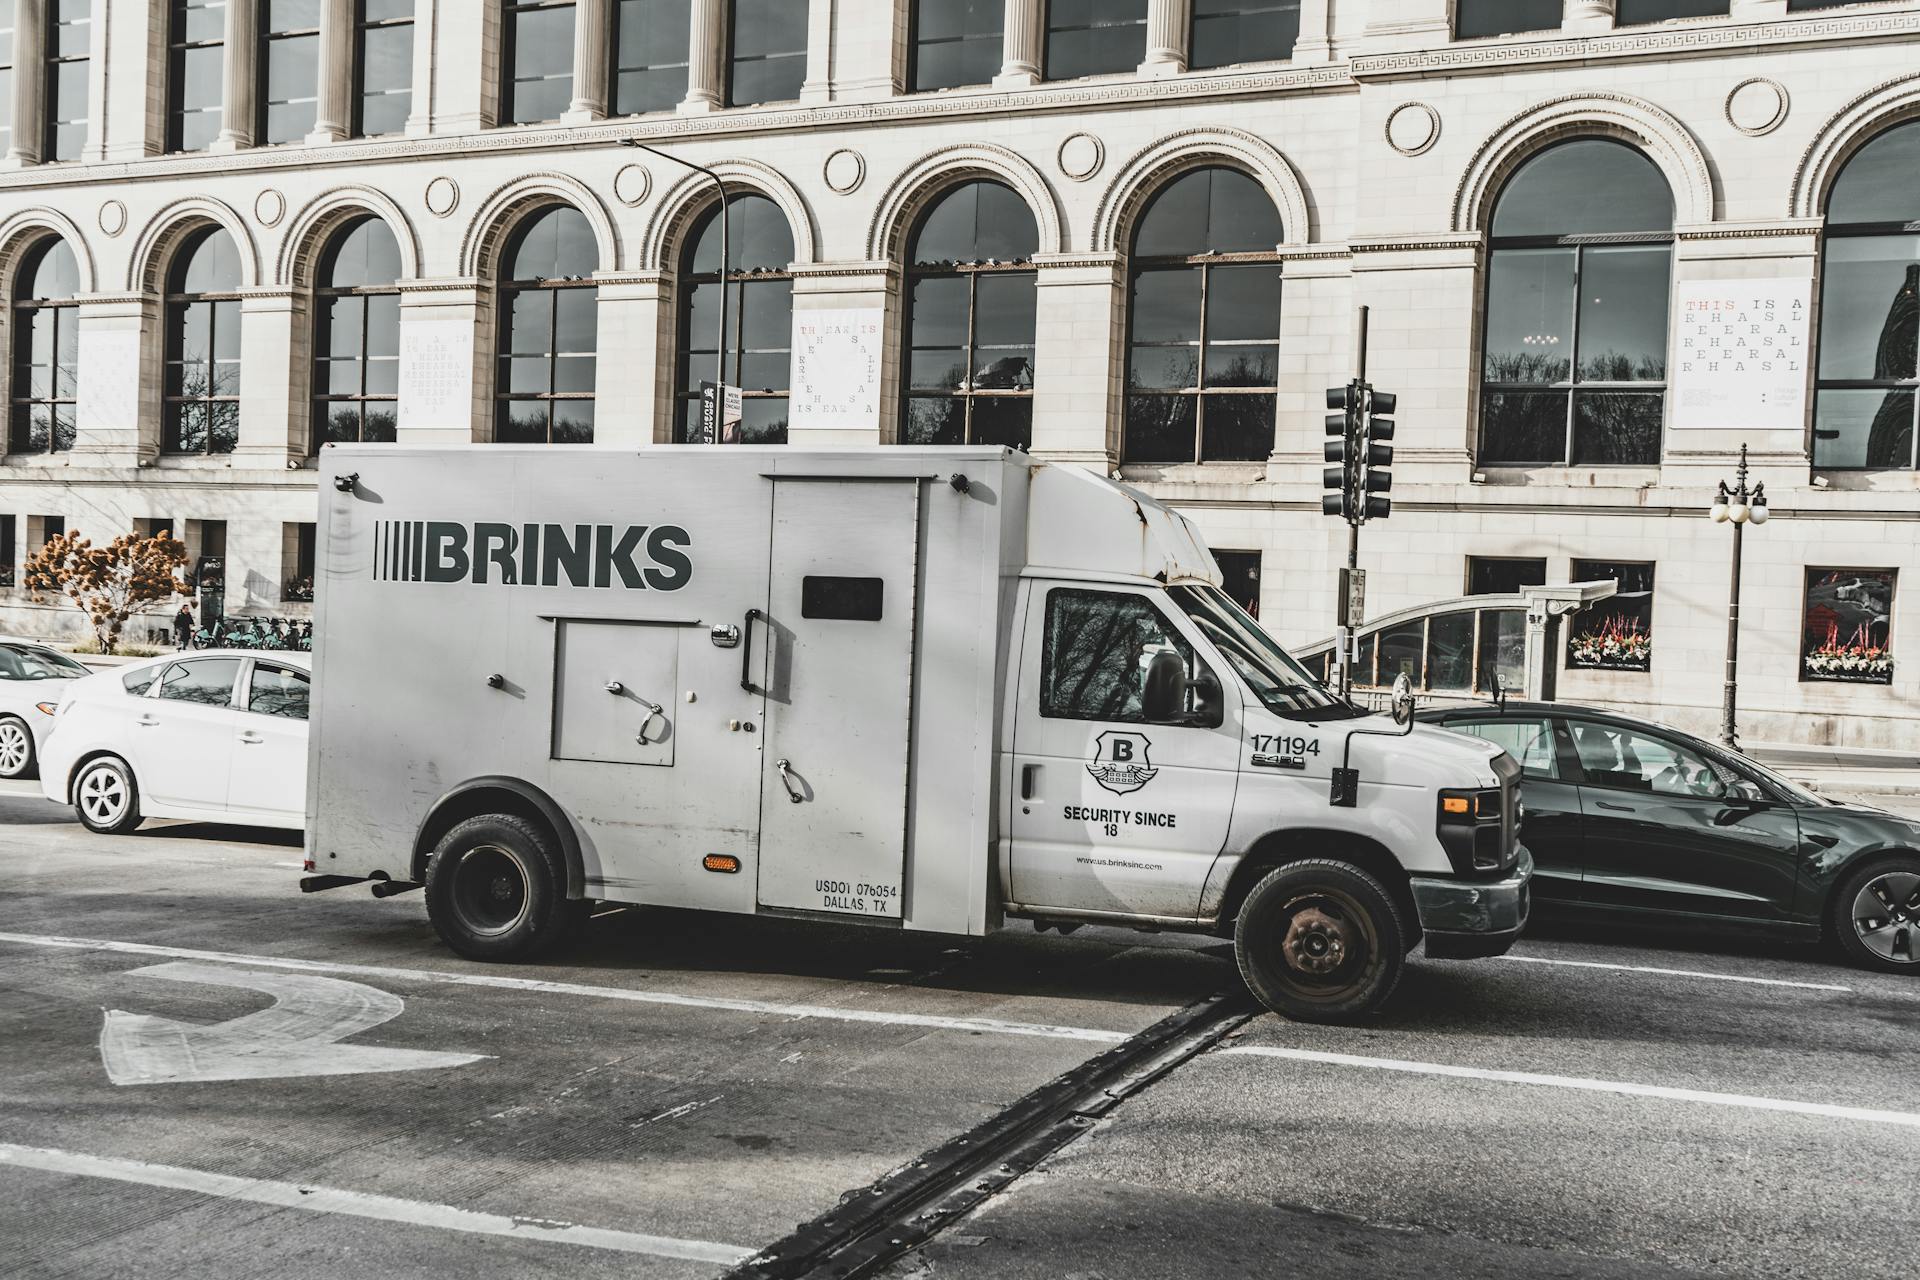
[1564,244,1584,464]
[1194,259,1209,463]
[963,269,979,444]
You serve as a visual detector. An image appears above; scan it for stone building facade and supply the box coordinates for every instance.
[0,0,1916,749]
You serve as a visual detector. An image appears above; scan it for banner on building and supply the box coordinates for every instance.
[76,330,141,434]
[398,316,475,434]
[1669,276,1812,432]
[790,308,883,432]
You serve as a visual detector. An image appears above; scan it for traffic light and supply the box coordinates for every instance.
[1322,382,1395,524]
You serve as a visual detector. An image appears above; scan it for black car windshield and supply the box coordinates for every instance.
[1171,585,1364,721]
[0,644,89,680]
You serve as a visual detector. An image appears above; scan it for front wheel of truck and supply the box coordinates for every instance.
[1234,859,1405,1023]
[425,814,578,962]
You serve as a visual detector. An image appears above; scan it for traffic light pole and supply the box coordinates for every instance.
[1337,307,1368,700]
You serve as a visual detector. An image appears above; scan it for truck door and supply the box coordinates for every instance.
[754,479,920,919]
[1007,583,1241,920]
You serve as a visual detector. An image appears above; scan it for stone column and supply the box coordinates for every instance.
[307,0,354,143]
[234,290,301,466]
[1292,0,1332,64]
[1139,0,1190,76]
[680,0,727,113]
[994,0,1044,88]
[98,0,166,157]
[5,0,46,166]
[211,0,259,152]
[73,294,163,465]
[405,0,441,133]
[561,0,610,123]
[592,272,672,445]
[395,283,489,445]
[799,0,835,105]
[1029,253,1125,469]
[1562,0,1614,34]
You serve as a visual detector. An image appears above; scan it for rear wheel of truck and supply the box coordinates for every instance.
[425,814,577,962]
[1234,858,1405,1023]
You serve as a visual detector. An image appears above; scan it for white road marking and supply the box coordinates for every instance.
[0,931,1131,1044]
[1218,1045,1920,1128]
[0,1142,753,1263]
[1497,952,1852,992]
[100,962,487,1086]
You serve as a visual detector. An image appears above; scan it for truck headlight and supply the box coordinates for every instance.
[1438,787,1506,873]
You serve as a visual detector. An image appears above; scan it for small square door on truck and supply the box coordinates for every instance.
[551,620,677,766]
[754,479,920,919]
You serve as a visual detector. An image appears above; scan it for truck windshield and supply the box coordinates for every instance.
[1171,585,1362,720]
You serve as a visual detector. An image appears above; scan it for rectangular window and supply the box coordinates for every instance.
[1567,559,1654,672]
[1045,0,1147,79]
[355,0,413,136]
[260,0,320,144]
[800,575,884,621]
[1467,556,1547,596]
[247,664,311,719]
[45,0,89,162]
[1040,587,1198,723]
[1454,0,1562,38]
[613,0,690,114]
[909,0,1002,92]
[169,0,226,153]
[728,0,806,106]
[1802,568,1895,684]
[0,12,13,157]
[1190,0,1298,69]
[1448,717,1561,780]
[136,517,175,540]
[504,0,575,124]
[283,521,316,601]
[1615,0,1728,22]
[156,656,241,706]
[0,514,14,587]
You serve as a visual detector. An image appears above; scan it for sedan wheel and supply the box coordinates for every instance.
[74,757,142,835]
[1833,858,1920,973]
[0,718,32,779]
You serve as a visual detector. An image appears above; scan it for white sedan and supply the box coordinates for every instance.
[41,649,311,834]
[0,638,93,780]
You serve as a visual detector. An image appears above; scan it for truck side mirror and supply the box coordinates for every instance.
[1390,672,1417,726]
[1142,649,1188,723]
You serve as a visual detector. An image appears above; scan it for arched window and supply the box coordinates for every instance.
[313,216,402,448]
[1813,121,1920,471]
[496,205,598,444]
[1479,140,1673,466]
[9,239,80,454]
[675,193,793,443]
[164,227,243,455]
[902,181,1038,448]
[1124,166,1283,464]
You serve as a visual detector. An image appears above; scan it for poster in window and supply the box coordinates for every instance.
[1670,276,1811,432]
[1567,560,1654,672]
[1801,568,1894,684]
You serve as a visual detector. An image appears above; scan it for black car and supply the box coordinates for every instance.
[1417,701,1920,974]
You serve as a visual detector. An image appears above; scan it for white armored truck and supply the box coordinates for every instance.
[305,446,1530,1021]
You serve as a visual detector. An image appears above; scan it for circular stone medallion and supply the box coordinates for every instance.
[614,163,652,206]
[1385,103,1441,157]
[98,199,128,237]
[1057,133,1105,182]
[425,176,461,218]
[254,188,286,227]
[823,148,866,195]
[1726,78,1788,137]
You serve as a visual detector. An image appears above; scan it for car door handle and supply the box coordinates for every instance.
[136,714,159,727]
[1594,800,1636,813]
[238,731,264,745]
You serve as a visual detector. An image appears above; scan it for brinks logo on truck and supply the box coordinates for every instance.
[1087,731,1157,795]
[370,521,693,590]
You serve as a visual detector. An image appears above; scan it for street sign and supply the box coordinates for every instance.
[697,382,744,445]
[1338,567,1366,629]
[99,961,486,1085]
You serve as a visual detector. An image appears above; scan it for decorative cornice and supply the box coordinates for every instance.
[1350,234,1483,253]
[1673,218,1824,240]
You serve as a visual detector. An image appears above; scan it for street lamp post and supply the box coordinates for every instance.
[1709,443,1770,751]
[619,139,727,442]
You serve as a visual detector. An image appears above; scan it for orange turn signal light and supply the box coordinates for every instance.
[1441,796,1471,815]
[703,853,741,874]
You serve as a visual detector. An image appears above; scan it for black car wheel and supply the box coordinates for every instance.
[1234,859,1405,1023]
[1832,856,1920,973]
[424,813,579,962]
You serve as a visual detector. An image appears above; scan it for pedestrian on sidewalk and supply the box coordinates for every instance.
[173,602,194,651]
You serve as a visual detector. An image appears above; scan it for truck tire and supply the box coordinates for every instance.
[424,813,578,962]
[1830,854,1920,974]
[73,756,142,835]
[1234,858,1406,1023]
[0,716,35,780]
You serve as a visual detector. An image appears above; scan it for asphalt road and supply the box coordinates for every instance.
[2,779,1915,1279]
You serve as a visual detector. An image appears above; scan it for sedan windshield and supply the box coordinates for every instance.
[0,644,89,680]
[1171,585,1364,720]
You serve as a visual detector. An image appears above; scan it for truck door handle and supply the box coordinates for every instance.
[740,608,764,693]
[238,731,264,745]
[1021,764,1039,800]
[634,699,665,745]
[1594,800,1636,813]
[775,758,804,804]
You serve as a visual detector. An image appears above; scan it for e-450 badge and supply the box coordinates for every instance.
[1088,731,1157,795]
